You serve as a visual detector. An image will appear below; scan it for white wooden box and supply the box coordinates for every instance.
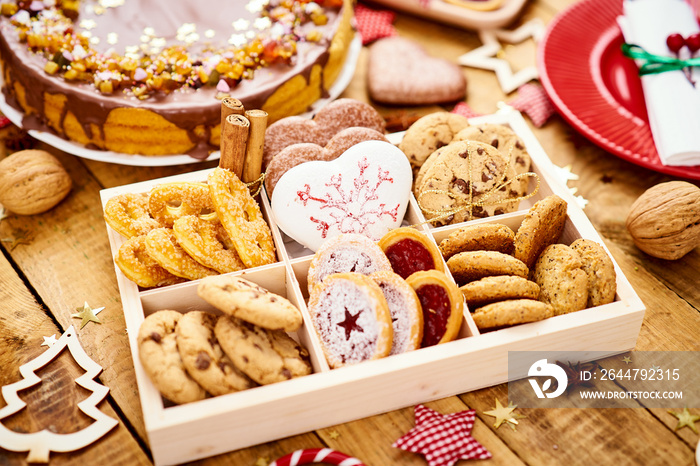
[100,110,645,466]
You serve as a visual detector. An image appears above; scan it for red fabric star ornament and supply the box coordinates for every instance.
[354,4,397,45]
[393,404,491,466]
[507,83,556,127]
[451,102,483,119]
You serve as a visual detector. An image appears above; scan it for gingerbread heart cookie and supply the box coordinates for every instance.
[271,140,412,252]
[368,37,466,105]
[262,98,386,169]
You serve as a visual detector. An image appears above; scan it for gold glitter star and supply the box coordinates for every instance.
[254,457,269,466]
[71,302,105,329]
[328,430,340,439]
[41,334,58,348]
[483,398,526,430]
[622,356,633,364]
[669,407,700,434]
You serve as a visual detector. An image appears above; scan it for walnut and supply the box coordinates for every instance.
[625,181,700,260]
[0,149,72,215]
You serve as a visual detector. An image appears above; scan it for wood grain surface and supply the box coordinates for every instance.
[1,0,698,465]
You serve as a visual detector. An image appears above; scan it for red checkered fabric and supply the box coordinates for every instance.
[508,83,556,127]
[451,102,483,119]
[354,4,397,45]
[0,114,11,129]
[393,405,491,466]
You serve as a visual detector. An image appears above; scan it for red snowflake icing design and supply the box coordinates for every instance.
[296,157,399,238]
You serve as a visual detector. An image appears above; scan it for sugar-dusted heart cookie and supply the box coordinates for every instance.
[271,140,412,252]
[368,37,466,105]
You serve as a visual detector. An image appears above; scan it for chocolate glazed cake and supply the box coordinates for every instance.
[0,0,353,158]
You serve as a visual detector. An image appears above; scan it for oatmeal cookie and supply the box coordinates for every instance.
[531,244,588,315]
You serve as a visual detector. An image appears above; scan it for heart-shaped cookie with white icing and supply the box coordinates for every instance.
[271,140,412,252]
[368,37,467,105]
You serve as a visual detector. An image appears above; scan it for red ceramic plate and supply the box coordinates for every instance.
[538,0,700,180]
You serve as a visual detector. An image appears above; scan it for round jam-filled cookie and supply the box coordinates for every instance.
[307,234,392,294]
[446,250,529,285]
[137,310,207,404]
[415,140,520,226]
[460,275,540,309]
[370,271,423,355]
[438,223,515,260]
[399,112,470,171]
[175,311,256,396]
[308,272,393,368]
[378,227,444,279]
[453,123,532,194]
[570,239,617,307]
[214,316,312,385]
[197,274,303,332]
[513,195,568,268]
[531,244,588,316]
[405,270,463,347]
[472,299,554,330]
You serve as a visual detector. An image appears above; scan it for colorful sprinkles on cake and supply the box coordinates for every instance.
[1,0,342,98]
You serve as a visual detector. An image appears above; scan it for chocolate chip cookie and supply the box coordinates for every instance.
[531,244,588,315]
[399,112,470,171]
[415,140,520,225]
[214,316,312,385]
[137,310,207,404]
[570,238,617,307]
[176,310,256,396]
[198,274,303,332]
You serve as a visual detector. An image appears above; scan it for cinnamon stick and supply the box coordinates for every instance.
[242,109,269,183]
[220,97,245,124]
[219,113,249,177]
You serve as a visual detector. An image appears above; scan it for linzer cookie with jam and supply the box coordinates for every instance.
[405,270,463,347]
[378,227,445,279]
[0,0,354,157]
[308,272,393,368]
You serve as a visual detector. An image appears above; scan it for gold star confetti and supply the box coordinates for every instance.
[328,430,340,439]
[483,398,526,430]
[651,364,661,372]
[41,334,58,348]
[254,457,269,466]
[71,302,105,329]
[622,356,633,364]
[669,407,700,434]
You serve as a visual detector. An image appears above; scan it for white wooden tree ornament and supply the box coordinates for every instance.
[0,325,118,462]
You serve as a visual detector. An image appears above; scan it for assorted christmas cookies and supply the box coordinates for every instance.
[308,272,394,368]
[378,227,445,279]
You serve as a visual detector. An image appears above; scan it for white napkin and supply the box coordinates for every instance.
[617,0,700,167]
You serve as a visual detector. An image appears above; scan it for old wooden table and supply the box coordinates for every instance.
[1,0,699,464]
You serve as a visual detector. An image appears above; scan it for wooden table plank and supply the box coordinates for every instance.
[0,252,150,466]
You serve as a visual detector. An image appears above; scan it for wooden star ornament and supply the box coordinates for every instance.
[483,398,526,431]
[71,302,105,329]
[393,404,491,466]
[457,19,545,94]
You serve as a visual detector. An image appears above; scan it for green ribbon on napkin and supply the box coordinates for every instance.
[622,43,700,76]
